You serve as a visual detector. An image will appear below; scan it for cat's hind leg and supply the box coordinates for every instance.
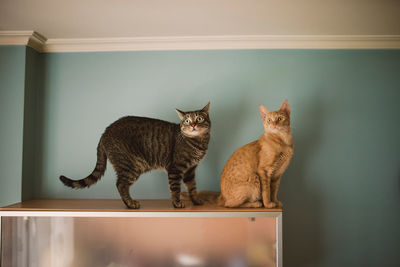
[110,154,143,209]
[225,189,262,208]
[223,179,261,208]
[223,190,250,208]
[116,168,141,209]
[116,174,140,209]
[224,197,247,208]
[240,201,263,208]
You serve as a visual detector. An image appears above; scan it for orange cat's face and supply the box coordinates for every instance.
[259,100,291,134]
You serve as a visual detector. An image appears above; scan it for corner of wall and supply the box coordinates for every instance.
[21,47,46,201]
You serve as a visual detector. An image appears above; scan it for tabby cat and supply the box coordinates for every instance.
[219,100,293,208]
[60,103,211,209]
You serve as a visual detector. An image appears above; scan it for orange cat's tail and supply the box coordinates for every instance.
[181,191,221,205]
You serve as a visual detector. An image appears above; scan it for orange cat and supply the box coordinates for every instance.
[219,100,293,208]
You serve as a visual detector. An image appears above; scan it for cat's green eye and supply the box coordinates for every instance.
[267,119,271,123]
[196,117,203,122]
[185,119,190,124]
[277,117,282,122]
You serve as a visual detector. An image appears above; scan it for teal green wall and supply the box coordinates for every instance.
[0,46,26,206]
[1,48,399,266]
[0,46,44,206]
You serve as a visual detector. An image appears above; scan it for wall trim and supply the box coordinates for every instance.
[0,31,46,52]
[1,31,400,52]
[44,35,400,52]
[28,32,47,52]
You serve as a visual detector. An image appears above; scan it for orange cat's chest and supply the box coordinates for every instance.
[258,144,292,164]
[257,136,293,177]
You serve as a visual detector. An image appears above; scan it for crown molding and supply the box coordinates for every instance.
[0,31,46,52]
[27,31,47,52]
[1,31,400,52]
[43,35,400,52]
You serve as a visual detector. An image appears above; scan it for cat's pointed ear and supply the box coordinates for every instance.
[201,102,210,113]
[280,100,290,116]
[175,109,186,120]
[259,105,269,119]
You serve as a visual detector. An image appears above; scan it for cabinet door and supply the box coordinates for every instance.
[2,216,279,267]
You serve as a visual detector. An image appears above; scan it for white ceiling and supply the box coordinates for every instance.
[1,0,400,39]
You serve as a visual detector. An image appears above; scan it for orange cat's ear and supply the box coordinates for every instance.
[259,105,269,119]
[280,100,290,116]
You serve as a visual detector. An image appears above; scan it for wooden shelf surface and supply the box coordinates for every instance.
[0,199,282,212]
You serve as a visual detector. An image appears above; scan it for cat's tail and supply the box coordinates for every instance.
[59,140,107,189]
[217,194,225,206]
[181,191,221,204]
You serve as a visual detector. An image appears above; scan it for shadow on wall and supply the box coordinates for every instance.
[32,53,48,199]
[280,92,326,267]
[21,49,47,201]
[398,168,400,194]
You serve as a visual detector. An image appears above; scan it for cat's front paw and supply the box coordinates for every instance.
[172,200,185,208]
[191,196,204,206]
[274,201,283,208]
[264,201,277,209]
[124,200,140,209]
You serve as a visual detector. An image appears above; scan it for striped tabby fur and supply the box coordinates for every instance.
[60,103,211,209]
